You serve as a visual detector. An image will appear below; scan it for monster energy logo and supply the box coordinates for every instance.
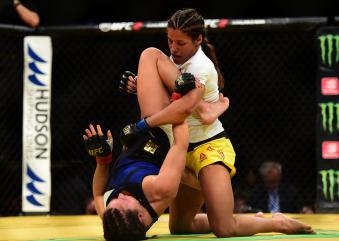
[319,169,339,202]
[319,102,339,133]
[319,34,339,66]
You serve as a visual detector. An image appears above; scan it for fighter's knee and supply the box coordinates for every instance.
[140,47,163,59]
[169,223,183,234]
[169,221,190,234]
[169,224,179,234]
[211,223,237,238]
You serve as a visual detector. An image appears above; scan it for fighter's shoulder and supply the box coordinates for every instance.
[190,52,214,72]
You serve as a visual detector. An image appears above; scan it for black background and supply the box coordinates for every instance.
[0,0,338,26]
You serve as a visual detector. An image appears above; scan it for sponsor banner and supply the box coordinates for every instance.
[318,169,339,209]
[97,18,324,32]
[318,34,339,68]
[319,102,339,134]
[22,36,52,212]
[322,141,339,159]
[321,77,339,95]
[317,27,339,212]
[98,19,230,32]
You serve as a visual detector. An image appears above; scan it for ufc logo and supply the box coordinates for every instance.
[89,147,103,156]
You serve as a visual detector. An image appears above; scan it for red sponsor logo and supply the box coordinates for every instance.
[217,150,224,159]
[206,146,214,151]
[322,141,339,159]
[132,22,143,31]
[219,19,229,28]
[321,77,339,95]
[200,153,207,162]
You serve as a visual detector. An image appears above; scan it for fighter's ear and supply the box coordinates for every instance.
[137,208,152,228]
[195,34,203,46]
[137,210,146,225]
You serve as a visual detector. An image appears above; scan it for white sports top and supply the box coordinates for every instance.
[171,46,224,143]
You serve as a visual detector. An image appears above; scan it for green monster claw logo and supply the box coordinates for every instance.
[319,169,339,202]
[319,34,339,66]
[319,102,339,133]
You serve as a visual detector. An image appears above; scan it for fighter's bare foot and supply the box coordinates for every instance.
[255,212,265,218]
[272,212,315,234]
[218,93,229,107]
[197,93,230,124]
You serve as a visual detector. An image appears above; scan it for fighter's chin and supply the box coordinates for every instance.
[172,56,183,65]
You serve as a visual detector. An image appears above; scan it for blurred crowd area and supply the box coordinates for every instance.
[0,0,338,27]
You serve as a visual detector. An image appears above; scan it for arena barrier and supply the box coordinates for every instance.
[1,17,338,215]
[316,26,339,212]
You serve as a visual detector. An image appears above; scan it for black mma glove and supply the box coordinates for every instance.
[84,134,113,158]
[120,118,149,146]
[13,0,21,7]
[119,70,137,95]
[171,72,196,101]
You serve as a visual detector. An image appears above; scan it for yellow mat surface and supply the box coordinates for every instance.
[1,213,339,241]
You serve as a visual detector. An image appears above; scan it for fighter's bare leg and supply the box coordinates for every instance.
[169,183,210,234]
[137,47,180,117]
[199,164,315,238]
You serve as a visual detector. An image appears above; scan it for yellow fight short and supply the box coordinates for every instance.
[186,137,236,179]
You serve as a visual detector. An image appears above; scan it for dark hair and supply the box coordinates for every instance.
[103,208,146,241]
[168,8,225,90]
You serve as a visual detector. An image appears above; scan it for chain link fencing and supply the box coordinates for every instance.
[0,20,325,215]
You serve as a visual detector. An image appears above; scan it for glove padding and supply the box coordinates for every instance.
[120,119,149,146]
[119,70,137,95]
[171,73,196,101]
[84,134,113,157]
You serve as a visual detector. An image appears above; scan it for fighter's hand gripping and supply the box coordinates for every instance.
[119,118,149,146]
[119,70,137,95]
[83,124,113,164]
[170,72,196,101]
